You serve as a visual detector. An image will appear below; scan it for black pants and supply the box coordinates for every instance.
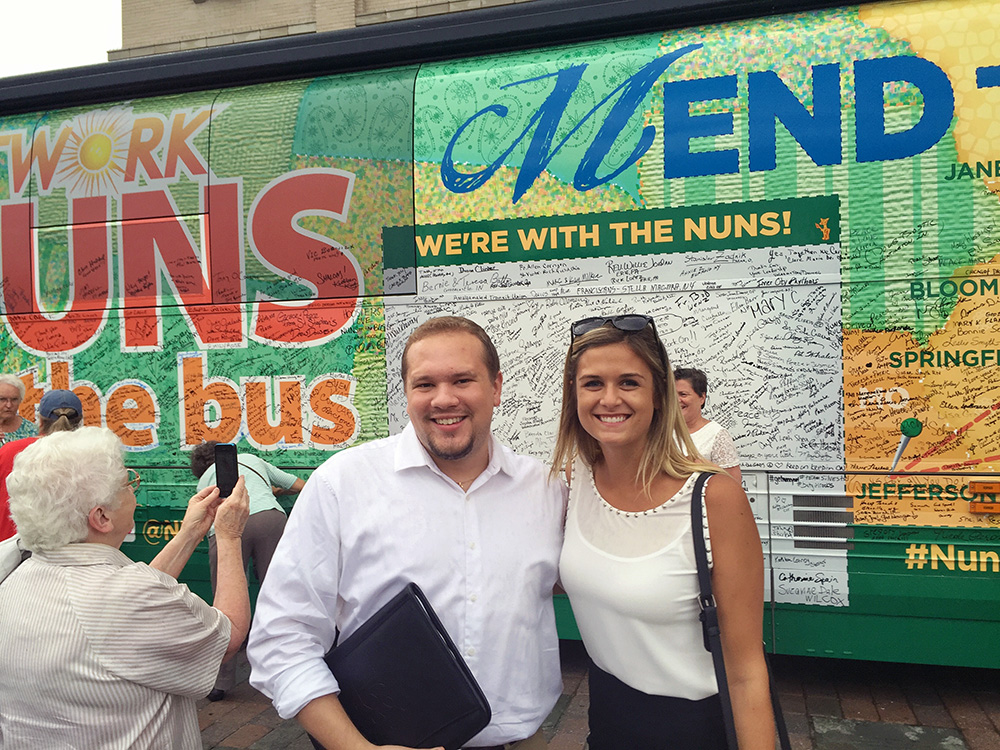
[208,508,286,690]
[587,660,728,750]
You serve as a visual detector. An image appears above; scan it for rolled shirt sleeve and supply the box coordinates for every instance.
[247,426,565,743]
[247,469,344,718]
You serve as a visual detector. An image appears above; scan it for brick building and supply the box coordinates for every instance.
[112,0,531,61]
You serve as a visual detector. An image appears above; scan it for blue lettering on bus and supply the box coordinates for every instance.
[441,44,701,203]
[441,47,972,201]
[663,73,739,178]
[854,56,954,163]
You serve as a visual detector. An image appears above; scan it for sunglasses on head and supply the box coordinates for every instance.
[570,314,656,340]
[570,314,670,370]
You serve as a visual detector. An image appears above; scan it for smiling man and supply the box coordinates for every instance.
[248,316,567,750]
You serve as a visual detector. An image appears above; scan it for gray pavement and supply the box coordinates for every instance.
[200,641,1000,750]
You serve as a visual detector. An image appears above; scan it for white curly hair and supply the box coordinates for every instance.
[7,427,127,551]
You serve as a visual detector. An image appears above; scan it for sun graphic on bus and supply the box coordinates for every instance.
[57,109,131,196]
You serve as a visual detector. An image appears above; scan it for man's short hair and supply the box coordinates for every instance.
[401,316,501,382]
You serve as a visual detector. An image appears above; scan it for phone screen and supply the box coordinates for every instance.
[215,443,239,498]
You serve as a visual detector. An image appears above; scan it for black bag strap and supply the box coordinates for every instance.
[690,472,739,750]
[236,460,270,486]
[690,471,791,750]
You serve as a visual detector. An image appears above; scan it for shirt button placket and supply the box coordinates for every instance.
[463,487,484,670]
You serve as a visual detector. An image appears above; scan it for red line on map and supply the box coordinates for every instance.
[904,400,1000,472]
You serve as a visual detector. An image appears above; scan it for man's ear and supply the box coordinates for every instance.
[87,506,114,535]
[492,371,503,407]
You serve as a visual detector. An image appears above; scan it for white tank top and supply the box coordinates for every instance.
[559,459,718,699]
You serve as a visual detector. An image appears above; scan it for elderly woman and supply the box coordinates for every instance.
[674,367,741,485]
[0,427,251,749]
[0,374,37,445]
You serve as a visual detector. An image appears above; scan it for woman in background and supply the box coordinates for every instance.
[0,374,37,446]
[674,367,741,485]
[554,315,772,750]
[190,441,305,701]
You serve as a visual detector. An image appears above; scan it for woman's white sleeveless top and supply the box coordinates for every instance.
[559,459,718,699]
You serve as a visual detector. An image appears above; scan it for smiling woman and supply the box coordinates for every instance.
[674,367,742,485]
[552,315,775,750]
[574,342,656,476]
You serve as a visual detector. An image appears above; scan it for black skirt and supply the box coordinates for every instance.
[587,659,728,750]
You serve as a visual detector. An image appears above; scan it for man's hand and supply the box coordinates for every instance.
[297,694,445,750]
[214,476,250,541]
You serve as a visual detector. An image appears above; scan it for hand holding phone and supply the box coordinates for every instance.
[214,443,239,498]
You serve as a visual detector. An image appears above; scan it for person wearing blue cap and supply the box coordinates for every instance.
[0,389,84,541]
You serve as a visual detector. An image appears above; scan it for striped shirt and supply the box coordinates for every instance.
[0,543,230,749]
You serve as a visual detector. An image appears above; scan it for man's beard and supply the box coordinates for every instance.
[424,433,475,462]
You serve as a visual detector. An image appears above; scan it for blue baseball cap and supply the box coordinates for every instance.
[39,390,83,419]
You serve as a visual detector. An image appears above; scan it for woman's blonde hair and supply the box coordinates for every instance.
[551,320,718,489]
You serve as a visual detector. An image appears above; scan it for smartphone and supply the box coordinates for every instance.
[214,443,239,498]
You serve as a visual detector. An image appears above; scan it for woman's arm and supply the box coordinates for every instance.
[149,484,224,579]
[211,477,251,660]
[275,477,306,496]
[703,472,775,750]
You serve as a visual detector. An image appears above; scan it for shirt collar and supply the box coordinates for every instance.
[395,422,515,484]
[32,542,132,568]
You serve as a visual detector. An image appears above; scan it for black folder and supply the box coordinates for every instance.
[315,582,491,750]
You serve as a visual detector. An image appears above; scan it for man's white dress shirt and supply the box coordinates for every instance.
[0,543,230,749]
[247,423,566,746]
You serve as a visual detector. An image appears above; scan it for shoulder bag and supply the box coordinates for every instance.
[690,472,791,750]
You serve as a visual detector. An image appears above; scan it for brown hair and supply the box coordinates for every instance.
[674,367,708,397]
[551,321,718,489]
[401,316,501,383]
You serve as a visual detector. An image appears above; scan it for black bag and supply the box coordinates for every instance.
[690,472,791,750]
[309,582,491,750]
